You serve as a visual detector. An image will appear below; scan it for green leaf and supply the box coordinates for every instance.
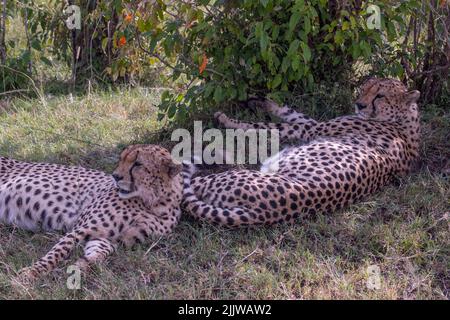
[304,17,311,34]
[260,0,270,8]
[281,56,291,73]
[228,87,237,99]
[31,39,41,51]
[342,21,350,31]
[287,39,300,57]
[161,90,171,101]
[350,16,357,29]
[271,25,280,40]
[213,86,224,103]
[204,83,215,98]
[386,21,397,41]
[259,32,269,57]
[359,40,371,57]
[237,84,247,101]
[21,50,31,63]
[351,44,361,59]
[271,74,282,89]
[293,0,305,12]
[289,11,301,32]
[255,21,263,37]
[300,41,311,62]
[101,38,109,53]
[40,56,52,66]
[167,103,177,118]
[334,31,344,45]
[291,56,300,71]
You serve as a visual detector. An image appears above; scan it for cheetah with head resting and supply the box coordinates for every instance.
[0,144,182,281]
[182,78,420,227]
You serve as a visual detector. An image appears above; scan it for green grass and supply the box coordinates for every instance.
[0,89,448,299]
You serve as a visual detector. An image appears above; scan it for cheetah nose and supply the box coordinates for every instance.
[112,174,123,182]
[356,102,367,110]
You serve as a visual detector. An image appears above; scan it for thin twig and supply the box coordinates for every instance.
[0,64,46,105]
[136,30,225,78]
[235,247,260,265]
[23,5,32,74]
[144,236,163,256]
[0,88,31,96]
[135,31,181,72]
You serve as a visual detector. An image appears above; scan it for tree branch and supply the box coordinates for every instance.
[135,30,225,79]
[135,31,183,72]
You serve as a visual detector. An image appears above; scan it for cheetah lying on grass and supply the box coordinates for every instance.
[0,144,182,281]
[182,78,421,227]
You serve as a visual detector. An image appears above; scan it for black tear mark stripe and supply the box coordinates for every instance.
[371,94,385,113]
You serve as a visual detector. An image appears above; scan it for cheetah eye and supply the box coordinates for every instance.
[375,94,385,99]
[134,161,143,167]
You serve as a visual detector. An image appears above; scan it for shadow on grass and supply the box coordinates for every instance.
[0,103,448,299]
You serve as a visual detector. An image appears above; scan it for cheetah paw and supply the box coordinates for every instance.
[14,267,39,286]
[214,112,230,125]
[247,97,277,111]
[120,229,145,249]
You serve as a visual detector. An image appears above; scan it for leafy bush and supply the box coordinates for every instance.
[131,0,388,120]
[0,53,32,93]
[113,0,447,121]
[1,1,448,115]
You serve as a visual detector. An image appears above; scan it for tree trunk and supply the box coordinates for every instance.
[69,0,118,84]
[0,0,7,64]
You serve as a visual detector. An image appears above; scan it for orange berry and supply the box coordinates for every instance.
[118,36,126,47]
[124,13,132,22]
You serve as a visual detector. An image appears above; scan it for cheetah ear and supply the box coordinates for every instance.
[403,90,420,105]
[166,160,182,178]
[127,150,139,162]
[359,77,379,93]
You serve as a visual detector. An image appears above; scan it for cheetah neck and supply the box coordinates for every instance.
[145,175,182,217]
[396,104,421,154]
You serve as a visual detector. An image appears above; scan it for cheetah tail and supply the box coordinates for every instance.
[181,159,259,227]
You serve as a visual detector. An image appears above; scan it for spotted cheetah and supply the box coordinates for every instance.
[182,78,421,227]
[0,144,182,281]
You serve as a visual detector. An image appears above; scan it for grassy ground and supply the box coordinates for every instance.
[0,88,448,300]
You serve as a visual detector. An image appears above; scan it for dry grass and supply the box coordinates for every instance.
[0,89,448,299]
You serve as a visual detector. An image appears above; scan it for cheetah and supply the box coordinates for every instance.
[182,78,421,227]
[0,144,182,281]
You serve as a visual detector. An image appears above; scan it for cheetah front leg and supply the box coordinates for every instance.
[74,238,117,271]
[16,230,83,283]
[119,212,179,248]
[214,112,320,141]
[247,98,316,125]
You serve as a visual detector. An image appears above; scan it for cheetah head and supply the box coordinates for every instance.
[112,144,182,205]
[354,78,420,122]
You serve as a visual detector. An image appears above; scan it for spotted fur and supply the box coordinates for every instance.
[1,144,182,281]
[182,78,421,227]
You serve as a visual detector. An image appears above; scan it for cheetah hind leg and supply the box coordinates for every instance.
[74,238,117,271]
[247,97,314,125]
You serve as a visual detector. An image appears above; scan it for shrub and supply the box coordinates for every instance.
[2,1,448,114]
[112,0,446,121]
[131,0,388,120]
